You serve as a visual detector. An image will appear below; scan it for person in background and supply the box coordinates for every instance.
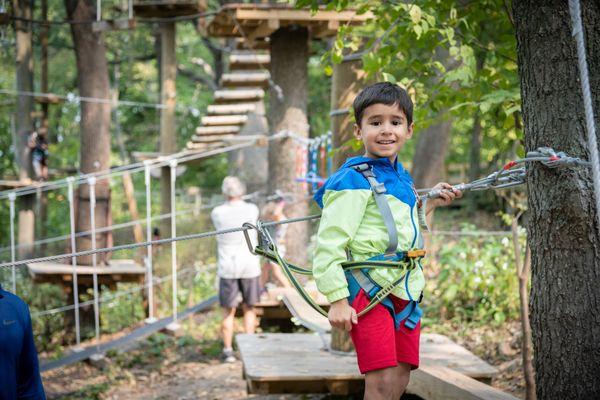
[260,199,291,293]
[28,128,49,181]
[0,284,47,400]
[210,176,261,363]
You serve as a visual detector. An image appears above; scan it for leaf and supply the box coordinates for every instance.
[381,72,397,83]
[413,24,423,38]
[409,5,422,24]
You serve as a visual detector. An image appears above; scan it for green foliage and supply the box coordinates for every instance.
[425,224,525,325]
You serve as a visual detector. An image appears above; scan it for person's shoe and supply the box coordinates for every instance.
[222,349,236,363]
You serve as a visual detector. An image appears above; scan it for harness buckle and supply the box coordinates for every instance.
[407,249,426,258]
[373,183,387,194]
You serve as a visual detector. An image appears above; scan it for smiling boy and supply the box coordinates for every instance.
[313,82,461,399]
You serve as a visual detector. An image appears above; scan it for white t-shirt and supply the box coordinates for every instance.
[210,200,261,279]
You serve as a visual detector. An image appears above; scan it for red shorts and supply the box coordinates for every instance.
[350,289,420,374]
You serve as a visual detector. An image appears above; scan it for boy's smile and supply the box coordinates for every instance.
[354,103,414,164]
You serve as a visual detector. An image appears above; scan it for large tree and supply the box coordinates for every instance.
[514,1,600,398]
[64,0,112,265]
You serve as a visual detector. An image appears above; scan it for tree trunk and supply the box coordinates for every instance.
[13,0,35,259]
[268,26,309,266]
[514,1,600,398]
[65,0,111,266]
[411,118,452,190]
[331,58,367,168]
[159,22,177,238]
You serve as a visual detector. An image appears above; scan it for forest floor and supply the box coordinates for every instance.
[42,307,526,400]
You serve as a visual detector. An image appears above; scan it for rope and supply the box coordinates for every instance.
[31,264,215,318]
[0,88,199,113]
[568,0,600,232]
[0,137,268,200]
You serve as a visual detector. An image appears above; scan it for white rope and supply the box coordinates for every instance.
[169,160,179,328]
[568,0,600,232]
[8,192,16,294]
[31,264,213,318]
[88,177,101,351]
[144,161,155,322]
[67,178,81,346]
[0,88,200,113]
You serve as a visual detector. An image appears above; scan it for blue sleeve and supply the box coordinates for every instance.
[17,306,46,400]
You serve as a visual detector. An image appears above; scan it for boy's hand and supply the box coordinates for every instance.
[427,182,463,213]
[328,298,358,331]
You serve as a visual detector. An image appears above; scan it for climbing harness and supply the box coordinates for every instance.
[248,161,427,329]
[244,147,591,328]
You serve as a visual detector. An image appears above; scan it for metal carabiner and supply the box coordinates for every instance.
[242,222,259,255]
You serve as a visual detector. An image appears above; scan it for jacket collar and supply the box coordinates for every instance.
[340,155,404,173]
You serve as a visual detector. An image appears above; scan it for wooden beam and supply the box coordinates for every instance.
[234,8,372,23]
[207,103,256,115]
[201,115,248,126]
[247,19,280,45]
[313,20,340,38]
[407,365,518,400]
[195,125,241,135]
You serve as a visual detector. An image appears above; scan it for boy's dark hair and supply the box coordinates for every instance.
[353,82,413,127]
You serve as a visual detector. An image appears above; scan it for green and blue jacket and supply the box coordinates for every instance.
[313,156,425,304]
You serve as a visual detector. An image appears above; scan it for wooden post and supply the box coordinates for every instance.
[159,21,177,238]
[330,58,368,168]
[268,26,309,266]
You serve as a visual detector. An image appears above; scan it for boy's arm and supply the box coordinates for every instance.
[313,189,370,303]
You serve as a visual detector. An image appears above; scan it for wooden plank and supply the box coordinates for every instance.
[27,259,145,276]
[247,19,280,43]
[281,288,331,333]
[0,179,30,190]
[207,103,256,115]
[132,0,203,18]
[408,365,517,400]
[420,333,498,380]
[195,125,241,135]
[237,333,511,398]
[214,89,265,103]
[229,53,270,66]
[220,71,270,87]
[201,115,248,126]
[234,7,372,23]
[191,134,238,143]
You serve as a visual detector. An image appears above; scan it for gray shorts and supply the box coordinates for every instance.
[218,276,261,308]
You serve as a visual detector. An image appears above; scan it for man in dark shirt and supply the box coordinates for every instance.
[0,284,46,400]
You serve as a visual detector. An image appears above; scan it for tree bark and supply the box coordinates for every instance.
[13,0,35,259]
[411,117,452,190]
[331,58,367,168]
[514,1,600,398]
[65,0,111,266]
[268,26,309,266]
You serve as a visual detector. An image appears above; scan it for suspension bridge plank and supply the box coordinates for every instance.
[237,333,509,397]
[195,125,241,135]
[201,115,248,126]
[207,103,257,115]
[27,259,145,285]
[220,71,270,88]
[214,88,265,103]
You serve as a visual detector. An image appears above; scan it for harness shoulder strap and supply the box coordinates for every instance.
[353,163,398,254]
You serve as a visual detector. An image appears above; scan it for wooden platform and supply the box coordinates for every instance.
[237,333,514,399]
[133,0,203,18]
[207,3,373,40]
[27,259,145,286]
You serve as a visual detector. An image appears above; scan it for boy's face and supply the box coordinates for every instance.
[354,103,414,164]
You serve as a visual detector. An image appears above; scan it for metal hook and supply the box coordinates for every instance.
[242,222,259,255]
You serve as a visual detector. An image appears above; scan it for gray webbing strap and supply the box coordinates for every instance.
[351,268,377,294]
[353,163,398,254]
